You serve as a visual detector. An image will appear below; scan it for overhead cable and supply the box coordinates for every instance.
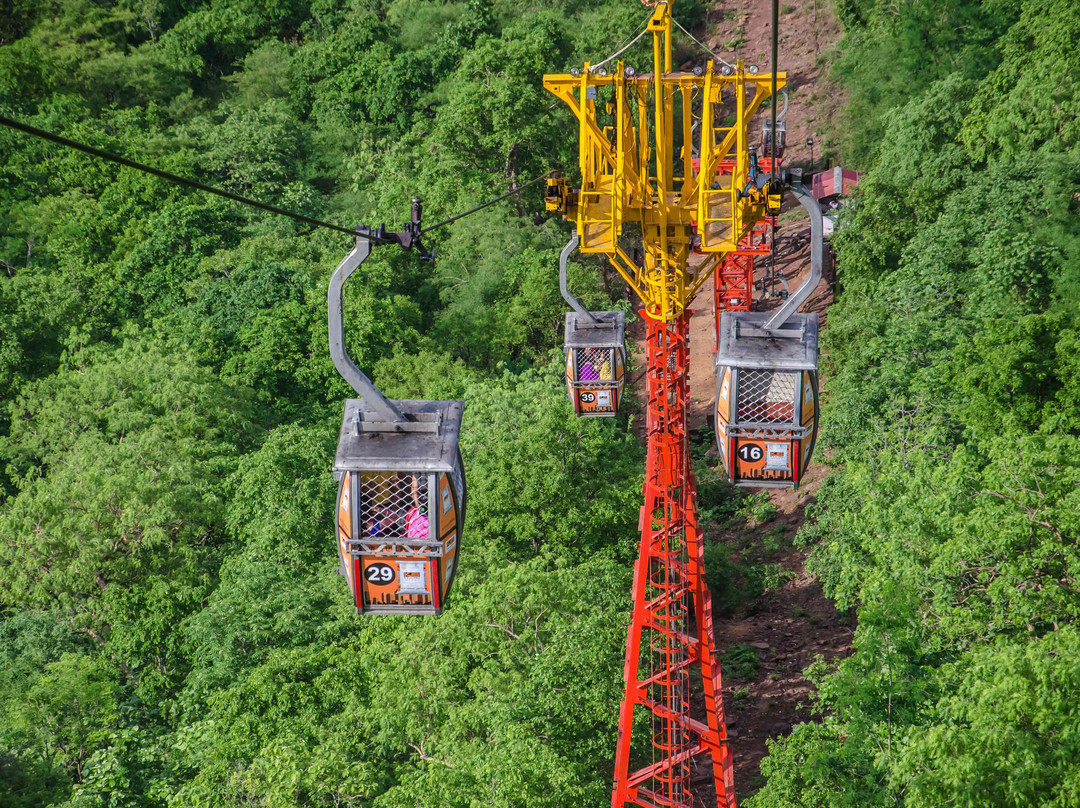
[590,19,653,72]
[420,171,556,234]
[0,114,552,242]
[0,114,391,241]
[770,0,779,182]
[671,18,735,70]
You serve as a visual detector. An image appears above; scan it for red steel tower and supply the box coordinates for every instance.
[611,313,736,807]
[544,4,787,804]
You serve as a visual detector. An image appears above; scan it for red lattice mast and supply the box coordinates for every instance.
[713,220,771,349]
[612,313,736,808]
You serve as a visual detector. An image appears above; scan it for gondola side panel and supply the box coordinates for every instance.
[614,347,626,410]
[565,348,579,414]
[716,366,732,479]
[352,556,363,610]
[360,556,436,612]
[337,473,357,602]
[734,437,769,482]
[800,372,818,472]
[438,472,459,596]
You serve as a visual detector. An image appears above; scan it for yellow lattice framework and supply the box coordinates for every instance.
[543,3,785,322]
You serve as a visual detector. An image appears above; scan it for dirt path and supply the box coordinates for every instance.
[681,218,852,799]
[699,0,848,797]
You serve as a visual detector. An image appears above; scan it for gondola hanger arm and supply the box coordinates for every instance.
[559,234,601,325]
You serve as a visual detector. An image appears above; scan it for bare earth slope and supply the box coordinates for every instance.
[699,0,847,795]
[633,0,849,798]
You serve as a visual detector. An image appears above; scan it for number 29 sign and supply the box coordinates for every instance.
[365,563,396,585]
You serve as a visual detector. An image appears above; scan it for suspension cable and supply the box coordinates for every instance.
[590,18,653,72]
[419,170,555,234]
[671,18,735,70]
[0,114,399,241]
[0,114,553,243]
[770,0,779,184]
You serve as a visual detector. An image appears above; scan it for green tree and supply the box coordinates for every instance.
[0,336,257,655]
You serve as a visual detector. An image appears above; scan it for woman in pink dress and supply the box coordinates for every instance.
[405,474,429,538]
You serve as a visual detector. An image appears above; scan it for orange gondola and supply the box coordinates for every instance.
[333,400,465,615]
[559,234,627,417]
[714,174,823,489]
[715,312,818,488]
[328,211,466,616]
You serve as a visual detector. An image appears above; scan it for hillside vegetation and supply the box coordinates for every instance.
[4,0,1079,806]
[749,1,1080,806]
[0,0,696,805]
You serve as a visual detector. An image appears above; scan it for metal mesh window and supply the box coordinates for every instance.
[359,472,430,540]
[737,370,797,424]
[576,347,615,382]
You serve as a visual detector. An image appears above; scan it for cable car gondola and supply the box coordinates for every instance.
[715,312,818,487]
[715,173,822,489]
[761,118,786,159]
[329,207,465,616]
[333,400,465,616]
[560,234,627,417]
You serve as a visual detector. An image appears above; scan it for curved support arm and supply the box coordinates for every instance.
[559,233,599,323]
[762,181,823,331]
[328,238,406,422]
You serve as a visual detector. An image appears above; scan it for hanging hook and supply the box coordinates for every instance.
[328,237,407,423]
[762,173,823,331]
[560,233,601,324]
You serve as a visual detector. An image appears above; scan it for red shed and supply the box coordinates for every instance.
[811,166,862,201]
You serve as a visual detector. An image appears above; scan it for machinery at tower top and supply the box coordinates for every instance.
[543,2,786,323]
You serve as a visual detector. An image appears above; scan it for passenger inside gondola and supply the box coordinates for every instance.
[406,474,429,538]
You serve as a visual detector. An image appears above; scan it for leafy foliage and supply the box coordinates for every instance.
[749,1,1080,805]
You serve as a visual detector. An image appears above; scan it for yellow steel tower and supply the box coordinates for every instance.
[543,2,785,321]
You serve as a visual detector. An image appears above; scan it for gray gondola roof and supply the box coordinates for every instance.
[564,311,625,349]
[715,311,819,372]
[333,399,464,473]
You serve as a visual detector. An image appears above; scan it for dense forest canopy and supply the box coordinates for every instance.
[749,0,1080,806]
[0,0,691,804]
[2,0,1079,806]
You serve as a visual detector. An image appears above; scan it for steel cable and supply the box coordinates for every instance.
[0,114,393,241]
[671,18,735,70]
[419,170,555,234]
[0,114,554,242]
[590,20,653,72]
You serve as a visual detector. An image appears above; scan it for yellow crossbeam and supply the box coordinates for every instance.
[544,6,785,321]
